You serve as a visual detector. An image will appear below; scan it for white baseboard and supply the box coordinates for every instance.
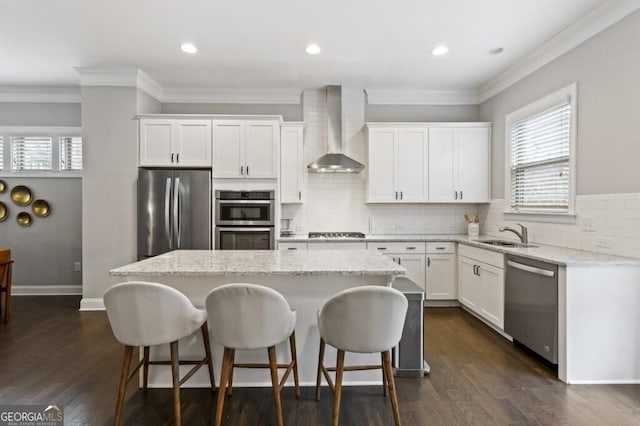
[79,297,105,311]
[12,285,82,296]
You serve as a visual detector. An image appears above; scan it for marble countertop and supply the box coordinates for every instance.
[278,234,640,266]
[110,250,407,277]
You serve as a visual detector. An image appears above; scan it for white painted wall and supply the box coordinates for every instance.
[162,102,302,121]
[366,104,480,122]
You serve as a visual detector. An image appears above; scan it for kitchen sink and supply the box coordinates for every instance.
[474,239,537,248]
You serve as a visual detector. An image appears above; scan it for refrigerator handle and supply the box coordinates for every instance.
[165,178,172,249]
[173,177,181,249]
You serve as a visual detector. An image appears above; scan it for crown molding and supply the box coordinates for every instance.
[0,85,80,103]
[74,66,164,100]
[479,0,640,103]
[161,87,303,104]
[365,89,480,105]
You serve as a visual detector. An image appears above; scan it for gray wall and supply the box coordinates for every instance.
[479,9,640,197]
[0,102,82,292]
[366,104,480,122]
[81,87,139,302]
[162,102,302,121]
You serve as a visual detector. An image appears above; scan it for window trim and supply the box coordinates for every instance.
[0,126,82,177]
[504,83,577,222]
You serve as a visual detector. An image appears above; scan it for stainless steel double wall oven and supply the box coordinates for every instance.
[215,190,275,250]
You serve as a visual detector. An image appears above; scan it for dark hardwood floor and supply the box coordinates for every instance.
[1,296,639,425]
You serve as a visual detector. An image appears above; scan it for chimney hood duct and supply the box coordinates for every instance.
[307,86,365,173]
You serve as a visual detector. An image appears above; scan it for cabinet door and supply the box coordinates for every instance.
[245,121,279,178]
[280,126,304,203]
[396,128,428,202]
[174,120,212,167]
[456,127,490,202]
[213,120,244,178]
[426,254,456,299]
[458,256,481,312]
[367,128,397,202]
[139,119,174,166]
[396,254,426,292]
[479,262,504,329]
[428,128,455,202]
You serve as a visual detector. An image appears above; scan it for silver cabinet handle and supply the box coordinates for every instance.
[240,166,244,175]
[377,247,387,250]
[427,256,431,267]
[406,246,416,250]
[176,153,180,163]
[435,246,446,250]
[454,190,458,200]
[395,191,398,200]
[400,191,403,200]
[246,165,249,176]
[398,257,402,265]
[171,153,174,163]
[507,260,555,277]
[460,190,463,200]
[287,247,297,250]
[298,191,302,200]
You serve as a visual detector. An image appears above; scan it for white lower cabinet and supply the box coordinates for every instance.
[457,245,504,329]
[425,242,456,300]
[278,242,307,251]
[368,242,426,291]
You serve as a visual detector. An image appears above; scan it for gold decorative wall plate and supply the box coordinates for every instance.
[17,212,32,227]
[11,185,32,206]
[0,180,6,193]
[32,199,50,217]
[0,202,7,222]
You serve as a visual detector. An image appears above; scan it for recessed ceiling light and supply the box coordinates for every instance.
[180,43,197,54]
[489,47,504,55]
[432,45,449,56]
[306,43,321,55]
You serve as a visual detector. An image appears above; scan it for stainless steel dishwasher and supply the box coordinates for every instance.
[504,255,558,364]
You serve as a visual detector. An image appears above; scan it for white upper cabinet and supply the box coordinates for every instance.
[280,124,305,203]
[366,126,428,203]
[213,120,279,178]
[428,126,490,203]
[139,119,212,167]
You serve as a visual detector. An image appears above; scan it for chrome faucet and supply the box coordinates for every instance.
[499,223,528,244]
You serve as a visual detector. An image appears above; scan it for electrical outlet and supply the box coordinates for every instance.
[595,236,612,249]
[581,216,596,232]
[74,261,82,272]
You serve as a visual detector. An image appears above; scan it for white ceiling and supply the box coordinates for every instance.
[0,0,617,92]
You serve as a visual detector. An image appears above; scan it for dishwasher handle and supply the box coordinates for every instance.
[507,260,555,278]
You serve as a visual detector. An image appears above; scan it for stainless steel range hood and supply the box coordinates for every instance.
[308,86,365,173]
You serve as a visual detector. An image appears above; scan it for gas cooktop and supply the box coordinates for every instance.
[308,232,366,239]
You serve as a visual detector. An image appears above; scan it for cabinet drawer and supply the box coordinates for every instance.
[367,242,426,254]
[426,242,455,254]
[278,242,308,251]
[458,244,504,269]
[308,242,367,251]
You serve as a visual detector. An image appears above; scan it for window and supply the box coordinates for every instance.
[11,136,52,171]
[60,136,83,171]
[0,127,81,175]
[505,84,577,219]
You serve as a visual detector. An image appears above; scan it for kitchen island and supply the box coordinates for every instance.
[110,250,406,388]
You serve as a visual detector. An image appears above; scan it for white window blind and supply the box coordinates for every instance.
[60,136,83,171]
[510,102,571,211]
[11,136,52,171]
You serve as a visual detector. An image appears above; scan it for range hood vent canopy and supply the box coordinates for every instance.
[308,86,365,173]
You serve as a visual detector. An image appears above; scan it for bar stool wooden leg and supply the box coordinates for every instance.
[315,338,326,401]
[114,345,133,426]
[289,331,300,398]
[383,350,401,426]
[381,352,387,397]
[332,349,345,426]
[142,347,150,392]
[200,323,216,392]
[226,349,235,396]
[215,347,233,426]
[170,341,181,426]
[268,346,284,426]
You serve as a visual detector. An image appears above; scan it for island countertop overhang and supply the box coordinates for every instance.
[110,250,407,277]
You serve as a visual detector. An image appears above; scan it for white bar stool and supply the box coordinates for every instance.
[316,285,408,426]
[104,281,216,426]
[205,283,300,426]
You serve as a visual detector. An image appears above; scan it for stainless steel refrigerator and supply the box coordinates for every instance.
[138,168,211,259]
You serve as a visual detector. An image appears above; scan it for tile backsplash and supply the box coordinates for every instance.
[480,194,640,259]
